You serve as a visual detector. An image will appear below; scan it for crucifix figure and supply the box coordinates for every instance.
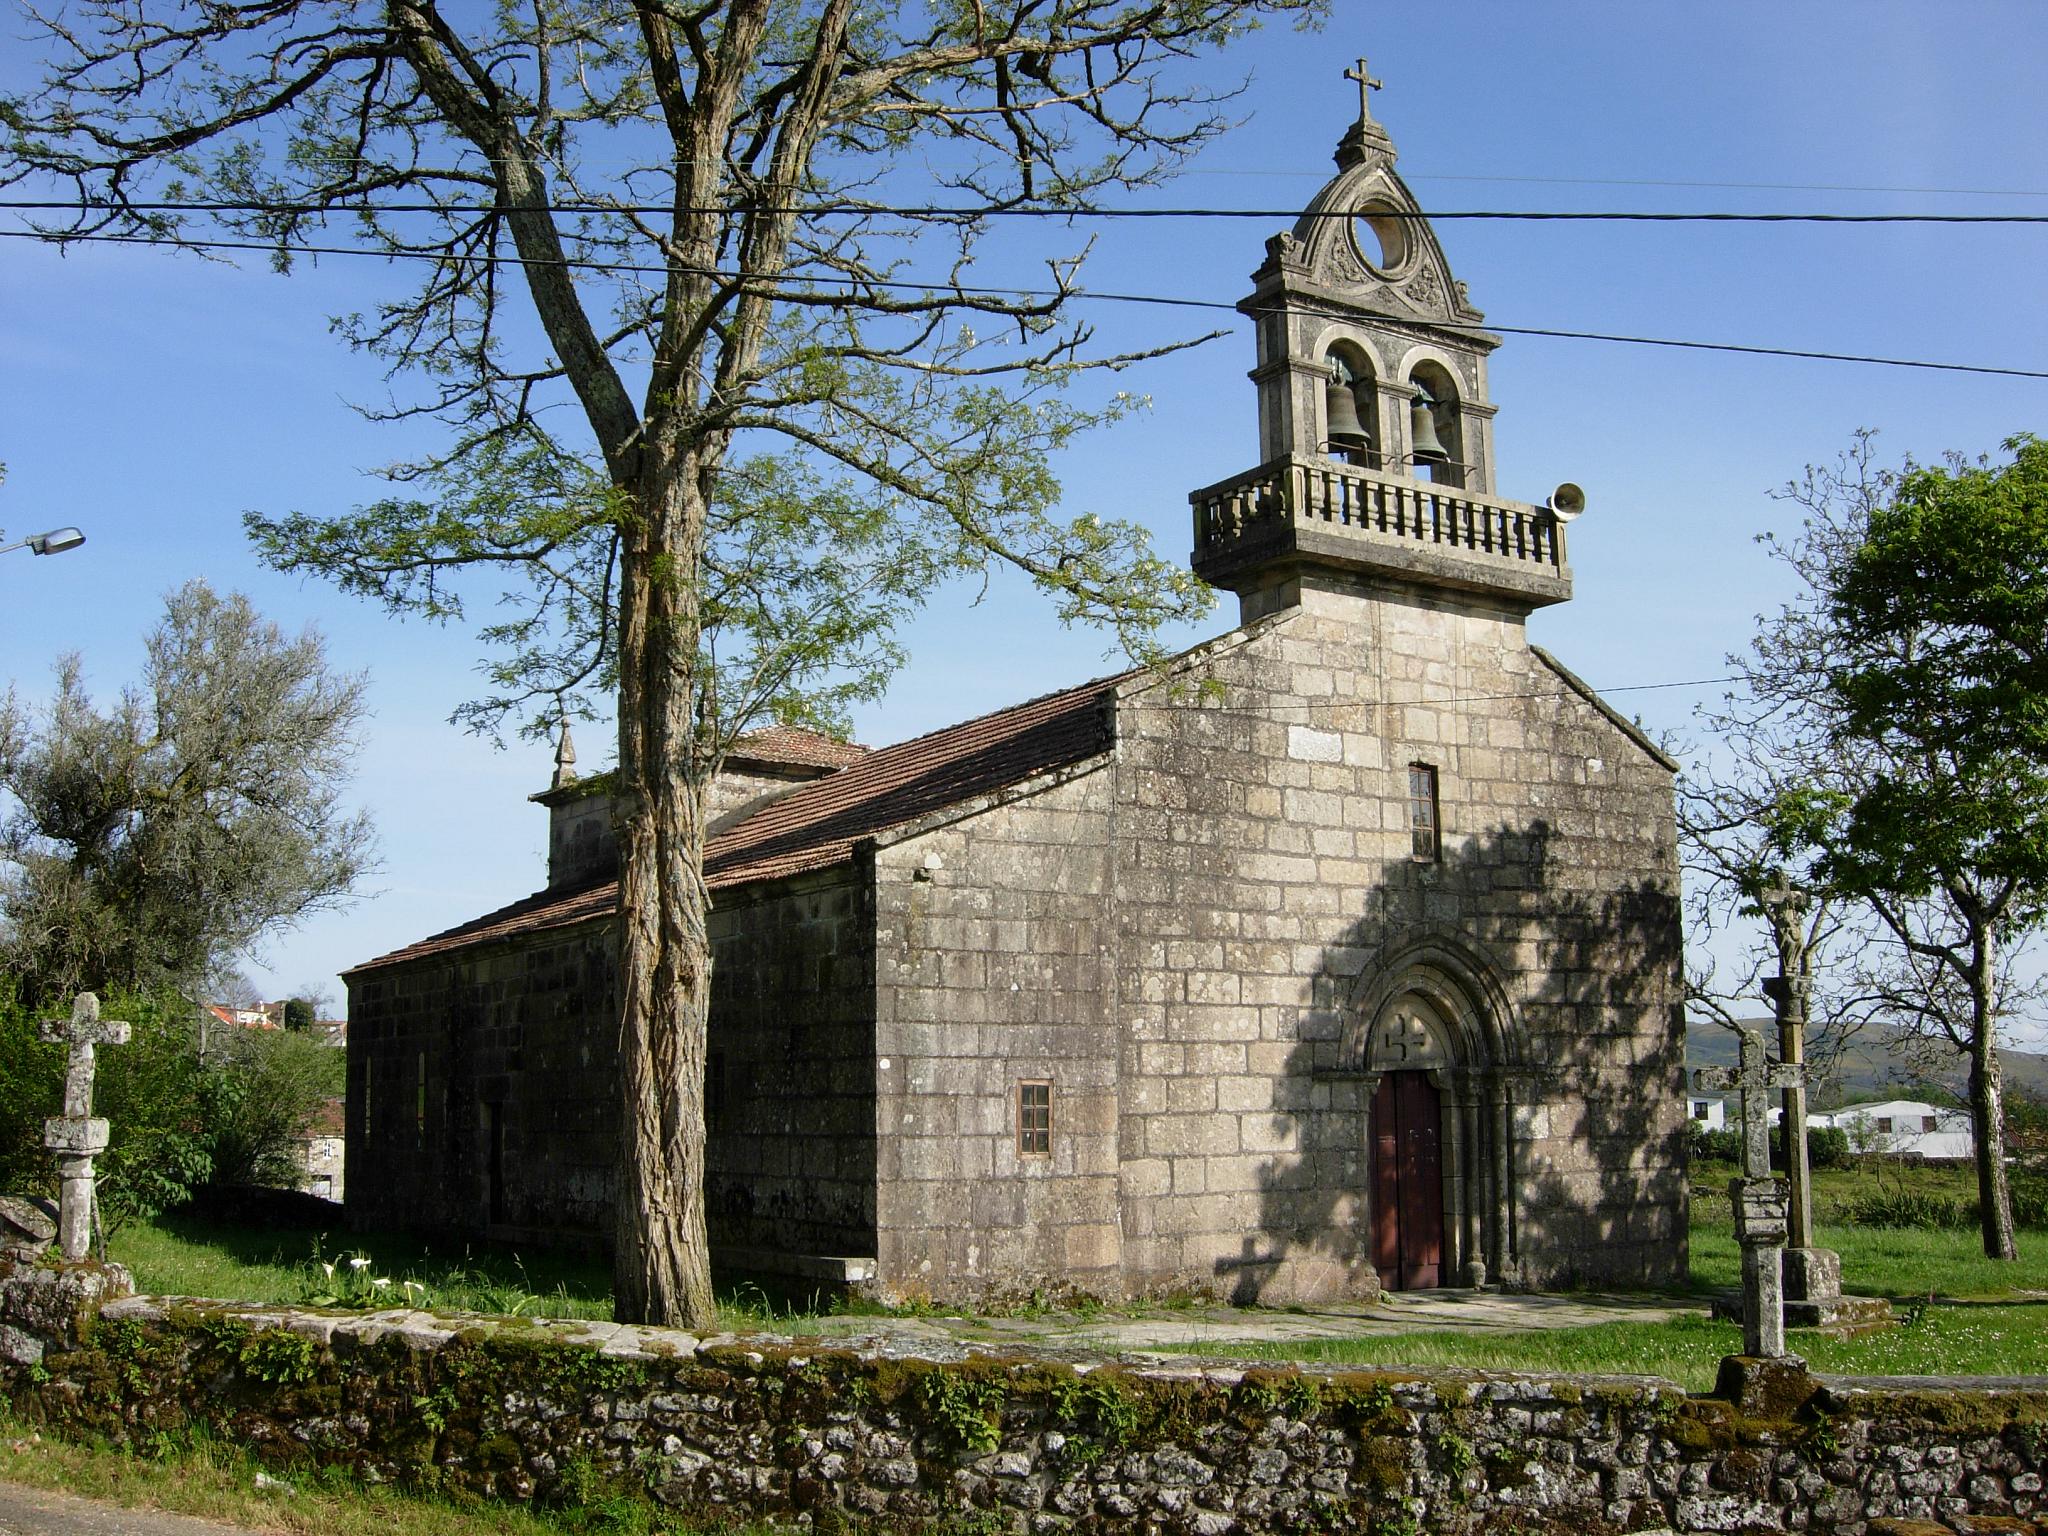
[1694,1024,1801,1357]
[1345,58,1383,126]
[40,992,130,1262]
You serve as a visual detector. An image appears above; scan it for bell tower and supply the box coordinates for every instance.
[1191,63,1574,623]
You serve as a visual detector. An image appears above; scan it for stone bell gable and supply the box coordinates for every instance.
[341,68,1685,1305]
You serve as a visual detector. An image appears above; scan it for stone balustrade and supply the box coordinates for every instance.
[1189,456,1572,609]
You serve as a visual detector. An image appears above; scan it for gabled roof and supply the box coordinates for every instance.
[704,671,1127,888]
[346,672,1128,975]
[727,725,869,773]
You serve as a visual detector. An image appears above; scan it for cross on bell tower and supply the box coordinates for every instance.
[1189,64,1573,626]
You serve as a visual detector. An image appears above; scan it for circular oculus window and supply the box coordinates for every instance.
[1351,199,1412,276]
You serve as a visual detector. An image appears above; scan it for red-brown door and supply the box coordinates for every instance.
[1371,1070,1444,1290]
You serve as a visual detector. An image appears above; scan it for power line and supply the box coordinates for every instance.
[7,196,2048,225]
[5,225,2046,382]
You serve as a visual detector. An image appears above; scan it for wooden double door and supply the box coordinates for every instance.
[1371,1070,1444,1290]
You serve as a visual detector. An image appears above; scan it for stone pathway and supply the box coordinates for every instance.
[793,1287,1708,1357]
[0,1482,267,1536]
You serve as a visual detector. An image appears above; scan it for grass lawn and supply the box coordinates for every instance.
[109,1210,616,1321]
[1687,1163,2048,1300]
[94,1162,2047,1393]
[107,1211,855,1330]
[1159,1302,2048,1392]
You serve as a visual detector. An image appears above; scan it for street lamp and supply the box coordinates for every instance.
[0,527,86,558]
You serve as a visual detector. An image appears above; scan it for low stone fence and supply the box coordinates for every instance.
[2,1263,2046,1534]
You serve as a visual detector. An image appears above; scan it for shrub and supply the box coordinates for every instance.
[1806,1125,1852,1170]
[1690,1125,1742,1166]
[1839,1189,1974,1230]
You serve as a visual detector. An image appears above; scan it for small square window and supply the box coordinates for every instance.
[1876,1117,1893,1135]
[1692,1101,1710,1121]
[1408,763,1441,863]
[1017,1080,1052,1157]
[1922,1115,1937,1134]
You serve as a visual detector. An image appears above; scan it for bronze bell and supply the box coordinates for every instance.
[1324,380,1371,454]
[1408,397,1450,464]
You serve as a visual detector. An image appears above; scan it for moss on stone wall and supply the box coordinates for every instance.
[4,1287,2048,1534]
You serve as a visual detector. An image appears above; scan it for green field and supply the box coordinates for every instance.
[98,1160,2048,1394]
[111,1209,616,1321]
[1167,1303,2048,1391]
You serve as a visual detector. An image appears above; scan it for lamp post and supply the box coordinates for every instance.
[0,527,87,559]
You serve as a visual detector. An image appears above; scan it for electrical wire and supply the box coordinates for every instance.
[6,197,2048,224]
[5,225,2043,381]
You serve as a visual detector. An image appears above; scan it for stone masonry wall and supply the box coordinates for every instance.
[5,1278,2046,1536]
[705,867,878,1264]
[347,923,620,1244]
[347,865,879,1268]
[1110,585,1686,1302]
[871,767,1121,1302]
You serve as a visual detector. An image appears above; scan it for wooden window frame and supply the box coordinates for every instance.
[1408,762,1442,863]
[1016,1079,1053,1157]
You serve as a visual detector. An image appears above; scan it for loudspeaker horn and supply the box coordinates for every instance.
[1546,483,1586,521]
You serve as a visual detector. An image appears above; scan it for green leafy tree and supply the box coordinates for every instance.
[1701,434,2048,1261]
[1801,434,2048,1261]
[200,1026,346,1188]
[0,583,373,1009]
[2,0,1322,1326]
[0,986,344,1235]
[281,998,317,1033]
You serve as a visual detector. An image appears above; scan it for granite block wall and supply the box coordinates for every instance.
[346,924,619,1243]
[1109,584,1686,1302]
[872,768,1122,1301]
[704,868,877,1263]
[347,866,881,1269]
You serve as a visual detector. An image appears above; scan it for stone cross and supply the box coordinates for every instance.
[1694,1024,1801,1357]
[39,992,130,1262]
[1345,58,1383,124]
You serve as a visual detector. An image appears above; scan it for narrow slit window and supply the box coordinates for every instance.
[416,1050,427,1146]
[1408,763,1441,863]
[1017,1080,1052,1157]
[706,1050,727,1133]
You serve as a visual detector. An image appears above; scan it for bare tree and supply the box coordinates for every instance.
[2,0,1325,1325]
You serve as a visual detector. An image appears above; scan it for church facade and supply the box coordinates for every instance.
[343,84,1686,1303]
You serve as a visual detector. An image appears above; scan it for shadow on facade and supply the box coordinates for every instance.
[1215,817,1685,1303]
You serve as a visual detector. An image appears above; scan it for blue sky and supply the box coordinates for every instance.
[3,4,2046,1042]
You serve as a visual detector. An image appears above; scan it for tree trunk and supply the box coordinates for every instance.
[611,462,719,1329]
[1968,931,2019,1262]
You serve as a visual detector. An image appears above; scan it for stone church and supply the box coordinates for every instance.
[344,83,1686,1303]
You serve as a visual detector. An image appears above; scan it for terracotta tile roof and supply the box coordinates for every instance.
[304,1097,346,1136]
[346,671,1129,975]
[343,879,619,975]
[703,671,1128,888]
[727,725,869,771]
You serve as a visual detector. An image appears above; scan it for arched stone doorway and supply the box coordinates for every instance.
[1367,993,1451,1289]
[1342,944,1524,1291]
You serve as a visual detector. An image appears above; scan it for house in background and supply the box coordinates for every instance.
[1688,1095,1727,1133]
[1815,1100,1974,1161]
[343,78,1687,1305]
[300,1098,346,1203]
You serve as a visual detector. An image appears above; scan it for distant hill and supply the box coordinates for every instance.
[1686,1017,2048,1109]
